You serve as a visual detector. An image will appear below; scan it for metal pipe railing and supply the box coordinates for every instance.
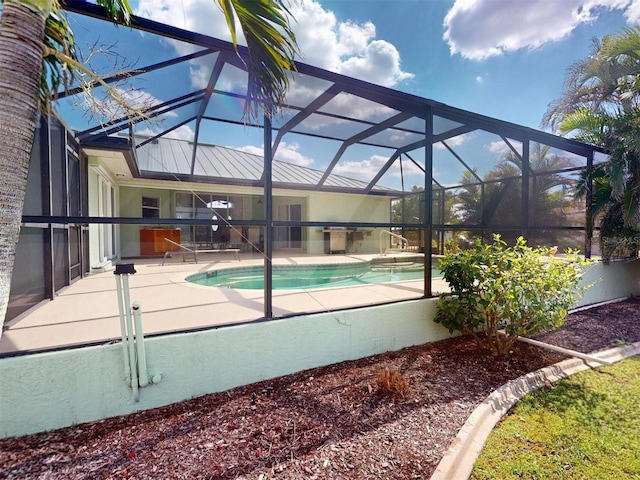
[132,301,149,387]
[162,238,195,265]
[379,229,409,256]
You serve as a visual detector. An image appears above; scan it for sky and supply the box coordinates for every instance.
[128,0,636,129]
[61,0,640,188]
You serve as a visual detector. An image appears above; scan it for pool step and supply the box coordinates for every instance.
[370,262,423,271]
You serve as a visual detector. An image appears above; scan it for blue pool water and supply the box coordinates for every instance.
[186,260,442,290]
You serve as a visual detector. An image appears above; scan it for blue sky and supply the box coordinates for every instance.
[309,0,630,130]
[61,0,638,188]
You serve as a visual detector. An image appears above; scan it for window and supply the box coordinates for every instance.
[142,196,160,218]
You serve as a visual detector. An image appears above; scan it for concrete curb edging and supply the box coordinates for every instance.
[429,341,640,480]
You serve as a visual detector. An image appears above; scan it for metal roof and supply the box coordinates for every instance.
[135,137,398,194]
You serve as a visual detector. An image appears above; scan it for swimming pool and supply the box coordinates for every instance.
[186,259,442,290]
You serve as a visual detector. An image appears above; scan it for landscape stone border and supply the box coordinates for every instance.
[429,341,640,480]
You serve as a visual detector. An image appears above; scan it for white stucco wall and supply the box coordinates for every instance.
[87,167,101,266]
[579,259,640,305]
[0,298,448,439]
[2,259,634,439]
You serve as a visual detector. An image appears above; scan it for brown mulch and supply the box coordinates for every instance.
[2,298,640,480]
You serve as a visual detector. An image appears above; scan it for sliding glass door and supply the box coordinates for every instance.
[276,203,302,249]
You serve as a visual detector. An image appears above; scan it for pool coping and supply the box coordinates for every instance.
[175,255,435,290]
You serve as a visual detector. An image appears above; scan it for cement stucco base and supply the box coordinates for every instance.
[1,298,450,438]
[1,260,638,439]
[579,259,639,305]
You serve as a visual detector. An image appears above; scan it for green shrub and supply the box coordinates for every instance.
[434,235,591,355]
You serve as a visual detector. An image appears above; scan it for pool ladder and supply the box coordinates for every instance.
[379,230,409,256]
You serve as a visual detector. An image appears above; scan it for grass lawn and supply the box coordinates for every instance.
[471,356,640,479]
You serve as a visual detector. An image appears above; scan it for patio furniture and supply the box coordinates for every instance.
[162,238,240,265]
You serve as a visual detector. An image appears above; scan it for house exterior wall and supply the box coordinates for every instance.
[87,166,103,266]
[119,186,175,257]
[94,180,392,257]
[306,191,391,254]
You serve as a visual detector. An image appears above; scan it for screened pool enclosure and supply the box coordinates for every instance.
[8,1,603,331]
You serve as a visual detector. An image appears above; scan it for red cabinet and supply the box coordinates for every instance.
[140,229,180,256]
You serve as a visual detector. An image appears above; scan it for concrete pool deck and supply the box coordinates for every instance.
[1,252,448,356]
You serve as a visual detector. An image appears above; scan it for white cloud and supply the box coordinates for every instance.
[237,142,314,167]
[624,0,640,22]
[334,154,423,182]
[166,124,196,141]
[135,0,413,89]
[136,0,232,43]
[486,139,523,155]
[475,75,484,84]
[443,0,635,60]
[335,40,414,87]
[135,124,195,141]
[434,132,472,150]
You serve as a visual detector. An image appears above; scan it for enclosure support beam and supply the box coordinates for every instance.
[264,115,273,319]
[424,107,433,297]
[190,55,226,176]
[521,134,530,239]
[585,150,594,258]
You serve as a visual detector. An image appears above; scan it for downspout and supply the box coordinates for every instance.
[515,335,613,366]
[114,263,139,402]
[132,301,149,387]
[122,273,139,402]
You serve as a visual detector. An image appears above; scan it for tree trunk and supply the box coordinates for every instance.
[0,1,47,333]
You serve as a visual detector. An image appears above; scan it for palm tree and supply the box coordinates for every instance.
[0,0,298,330]
[566,108,640,260]
[575,164,640,261]
[454,144,577,245]
[544,27,640,259]
[543,29,640,130]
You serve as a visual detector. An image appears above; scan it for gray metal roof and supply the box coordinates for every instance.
[135,137,398,194]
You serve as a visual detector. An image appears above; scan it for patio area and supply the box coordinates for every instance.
[1,253,448,356]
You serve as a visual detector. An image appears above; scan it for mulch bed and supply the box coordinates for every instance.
[1,297,640,480]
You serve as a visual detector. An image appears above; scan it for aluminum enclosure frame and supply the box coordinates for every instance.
[32,1,605,320]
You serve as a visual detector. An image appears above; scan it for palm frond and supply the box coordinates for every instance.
[217,0,299,120]
[601,26,640,62]
[39,0,132,113]
[558,108,609,144]
[40,2,75,112]
[96,0,133,24]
